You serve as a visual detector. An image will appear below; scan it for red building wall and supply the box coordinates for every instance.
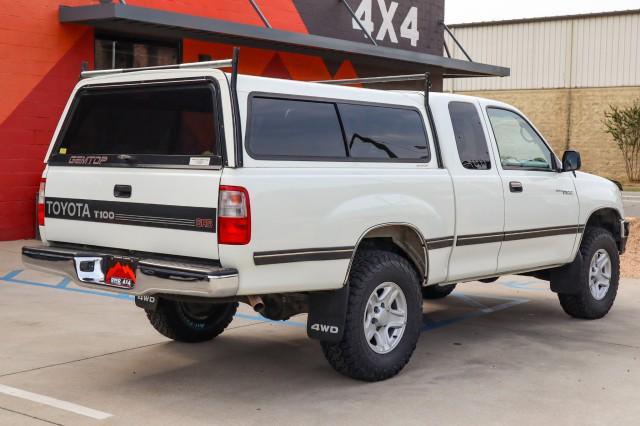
[0,0,365,240]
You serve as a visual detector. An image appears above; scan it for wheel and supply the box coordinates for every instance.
[146,299,238,343]
[321,250,422,382]
[557,227,619,319]
[422,283,456,299]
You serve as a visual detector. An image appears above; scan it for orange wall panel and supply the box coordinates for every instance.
[0,0,360,240]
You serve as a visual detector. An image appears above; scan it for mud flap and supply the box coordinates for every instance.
[307,286,349,342]
[134,295,159,311]
[550,252,584,294]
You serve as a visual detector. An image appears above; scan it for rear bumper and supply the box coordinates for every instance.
[22,245,238,298]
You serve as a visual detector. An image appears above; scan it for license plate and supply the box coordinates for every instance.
[103,256,137,289]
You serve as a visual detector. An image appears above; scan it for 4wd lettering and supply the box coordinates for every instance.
[68,155,108,165]
[310,323,339,334]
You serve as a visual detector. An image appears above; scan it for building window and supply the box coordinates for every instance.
[94,35,180,70]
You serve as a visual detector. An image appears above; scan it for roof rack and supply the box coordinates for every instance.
[79,59,233,79]
[317,72,442,168]
[312,73,429,86]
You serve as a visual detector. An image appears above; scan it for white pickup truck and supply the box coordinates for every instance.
[23,58,629,382]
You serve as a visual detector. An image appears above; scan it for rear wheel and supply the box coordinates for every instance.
[422,283,456,299]
[146,299,237,342]
[321,250,422,382]
[557,227,619,319]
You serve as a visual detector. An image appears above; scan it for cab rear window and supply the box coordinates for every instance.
[50,82,221,167]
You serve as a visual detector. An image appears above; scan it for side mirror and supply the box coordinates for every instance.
[562,150,581,172]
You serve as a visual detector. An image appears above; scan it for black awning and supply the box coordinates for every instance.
[59,3,509,78]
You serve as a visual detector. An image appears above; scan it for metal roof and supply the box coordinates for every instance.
[59,3,509,79]
[448,8,640,29]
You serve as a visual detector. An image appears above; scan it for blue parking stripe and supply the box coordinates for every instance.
[1,269,531,332]
[0,270,304,326]
[422,297,529,331]
[233,312,306,327]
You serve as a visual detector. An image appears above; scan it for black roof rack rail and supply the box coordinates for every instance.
[80,59,233,79]
[316,72,442,169]
[312,74,428,85]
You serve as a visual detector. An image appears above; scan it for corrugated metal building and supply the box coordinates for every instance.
[445,9,640,91]
[441,9,640,184]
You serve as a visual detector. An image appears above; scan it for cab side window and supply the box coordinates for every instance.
[448,101,491,170]
[338,103,430,161]
[247,97,347,159]
[486,108,554,171]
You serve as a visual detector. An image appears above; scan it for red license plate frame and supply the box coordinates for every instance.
[103,256,137,289]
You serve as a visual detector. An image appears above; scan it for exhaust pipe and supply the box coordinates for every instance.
[247,295,265,312]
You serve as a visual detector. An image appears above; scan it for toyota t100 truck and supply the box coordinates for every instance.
[23,59,629,381]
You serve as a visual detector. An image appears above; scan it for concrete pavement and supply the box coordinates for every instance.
[0,240,639,425]
[623,191,640,217]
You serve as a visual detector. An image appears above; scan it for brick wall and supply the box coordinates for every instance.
[0,0,359,241]
[460,87,640,183]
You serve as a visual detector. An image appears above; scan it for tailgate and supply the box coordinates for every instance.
[43,167,221,259]
[41,78,225,259]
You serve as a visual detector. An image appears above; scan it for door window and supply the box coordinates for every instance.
[486,108,554,171]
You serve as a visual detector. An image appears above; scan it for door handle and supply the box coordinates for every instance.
[114,184,132,198]
[509,181,523,193]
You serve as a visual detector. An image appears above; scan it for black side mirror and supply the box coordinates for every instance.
[562,150,581,172]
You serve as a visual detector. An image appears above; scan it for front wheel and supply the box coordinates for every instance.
[557,227,619,320]
[321,250,422,382]
[146,299,237,342]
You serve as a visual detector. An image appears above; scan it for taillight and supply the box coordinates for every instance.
[218,185,251,245]
[37,178,46,226]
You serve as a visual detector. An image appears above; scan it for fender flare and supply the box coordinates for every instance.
[307,222,428,342]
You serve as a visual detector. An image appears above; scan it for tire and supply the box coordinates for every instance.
[146,299,238,343]
[422,283,456,299]
[321,249,422,382]
[557,227,620,320]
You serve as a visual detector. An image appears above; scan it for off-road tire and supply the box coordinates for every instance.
[146,300,238,343]
[557,227,619,320]
[422,283,456,299]
[321,250,422,382]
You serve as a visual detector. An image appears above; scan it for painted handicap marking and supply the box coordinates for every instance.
[0,269,304,327]
[0,269,133,300]
[422,292,529,331]
[0,270,530,332]
[499,279,548,292]
[234,312,305,328]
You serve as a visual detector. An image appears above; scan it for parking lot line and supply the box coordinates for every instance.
[0,269,306,327]
[0,269,531,333]
[0,384,112,420]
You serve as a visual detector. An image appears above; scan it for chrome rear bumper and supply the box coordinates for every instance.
[22,245,238,298]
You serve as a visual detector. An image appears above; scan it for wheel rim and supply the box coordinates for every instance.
[363,282,408,354]
[589,249,612,301]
